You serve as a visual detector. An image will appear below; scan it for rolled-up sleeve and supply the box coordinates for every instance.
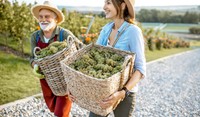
[128,26,146,78]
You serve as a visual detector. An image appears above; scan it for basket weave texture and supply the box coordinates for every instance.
[60,44,135,116]
[34,37,80,96]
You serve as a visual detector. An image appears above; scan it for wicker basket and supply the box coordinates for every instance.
[34,36,82,96]
[60,44,135,116]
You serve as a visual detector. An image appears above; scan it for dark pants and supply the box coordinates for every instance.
[89,92,136,117]
[40,79,72,117]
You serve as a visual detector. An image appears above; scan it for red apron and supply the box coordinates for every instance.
[37,35,72,117]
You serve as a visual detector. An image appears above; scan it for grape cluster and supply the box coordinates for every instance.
[70,47,124,79]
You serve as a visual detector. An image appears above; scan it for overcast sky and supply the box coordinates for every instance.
[8,0,200,7]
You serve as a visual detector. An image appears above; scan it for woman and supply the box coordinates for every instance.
[89,0,146,116]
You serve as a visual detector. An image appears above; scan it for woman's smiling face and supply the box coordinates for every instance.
[103,0,118,20]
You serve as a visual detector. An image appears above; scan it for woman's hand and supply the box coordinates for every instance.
[99,90,125,109]
[67,89,76,102]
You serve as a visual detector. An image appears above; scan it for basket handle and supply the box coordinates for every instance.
[119,55,133,89]
[66,35,85,50]
[112,55,133,110]
[75,39,84,50]
[66,35,75,47]
[33,47,42,59]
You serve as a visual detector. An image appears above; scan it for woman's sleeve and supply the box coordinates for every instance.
[128,26,146,78]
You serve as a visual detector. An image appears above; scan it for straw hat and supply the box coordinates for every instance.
[31,0,64,24]
[124,0,135,19]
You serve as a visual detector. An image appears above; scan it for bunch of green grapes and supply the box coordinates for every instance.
[36,41,68,58]
[70,47,124,79]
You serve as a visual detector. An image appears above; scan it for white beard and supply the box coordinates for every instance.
[39,21,56,31]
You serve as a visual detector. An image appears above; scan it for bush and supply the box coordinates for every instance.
[147,36,154,51]
[155,38,162,50]
[189,27,200,34]
[163,39,173,49]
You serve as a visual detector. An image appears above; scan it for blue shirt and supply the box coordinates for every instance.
[96,21,146,92]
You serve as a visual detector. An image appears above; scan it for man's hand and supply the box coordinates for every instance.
[33,64,45,79]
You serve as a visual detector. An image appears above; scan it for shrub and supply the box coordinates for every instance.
[147,36,154,51]
[189,27,200,34]
[155,38,162,50]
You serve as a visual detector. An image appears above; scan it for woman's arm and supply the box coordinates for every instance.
[99,25,146,108]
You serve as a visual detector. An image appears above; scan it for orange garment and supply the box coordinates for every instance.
[40,79,72,117]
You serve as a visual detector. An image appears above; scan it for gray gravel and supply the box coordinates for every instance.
[0,49,200,117]
[134,48,200,117]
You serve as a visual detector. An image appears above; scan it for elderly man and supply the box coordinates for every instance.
[30,1,81,117]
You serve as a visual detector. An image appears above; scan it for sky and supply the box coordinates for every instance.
[8,0,200,7]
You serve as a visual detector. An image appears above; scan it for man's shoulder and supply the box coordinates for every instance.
[59,27,73,36]
[31,30,40,37]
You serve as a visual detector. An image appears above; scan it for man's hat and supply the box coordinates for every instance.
[31,0,64,24]
[124,0,135,19]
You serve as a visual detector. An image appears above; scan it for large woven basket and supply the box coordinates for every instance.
[34,36,82,96]
[60,44,135,116]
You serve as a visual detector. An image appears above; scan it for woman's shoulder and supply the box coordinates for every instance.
[124,24,143,38]
[128,24,142,33]
[101,22,114,30]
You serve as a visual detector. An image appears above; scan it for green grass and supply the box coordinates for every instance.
[145,40,200,62]
[0,51,40,105]
[145,48,192,62]
[190,40,200,48]
[163,24,196,32]
[163,26,190,32]
[142,23,200,33]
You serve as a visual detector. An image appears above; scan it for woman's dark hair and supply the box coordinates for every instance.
[111,0,135,24]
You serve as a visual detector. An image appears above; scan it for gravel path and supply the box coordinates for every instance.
[1,49,200,117]
[134,48,200,117]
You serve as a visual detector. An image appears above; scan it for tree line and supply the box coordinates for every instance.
[0,0,191,55]
[0,0,108,54]
[136,9,200,24]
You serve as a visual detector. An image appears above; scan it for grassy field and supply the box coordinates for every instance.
[145,48,192,62]
[141,23,200,33]
[0,51,40,105]
[163,23,200,33]
[145,40,200,62]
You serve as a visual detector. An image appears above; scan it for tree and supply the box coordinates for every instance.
[182,12,199,23]
[198,5,200,10]
[11,1,35,55]
[0,0,13,45]
[151,9,160,22]
[158,11,172,23]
